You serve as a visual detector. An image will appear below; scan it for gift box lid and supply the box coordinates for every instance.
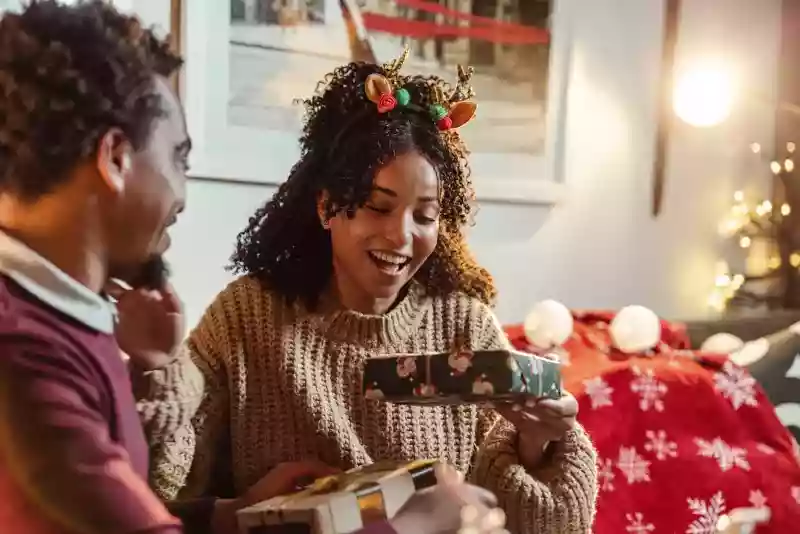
[236,460,438,533]
[363,349,562,405]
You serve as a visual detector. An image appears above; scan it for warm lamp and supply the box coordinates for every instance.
[672,62,736,127]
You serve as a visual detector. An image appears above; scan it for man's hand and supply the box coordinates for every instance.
[390,464,508,534]
[106,280,185,371]
[495,392,579,469]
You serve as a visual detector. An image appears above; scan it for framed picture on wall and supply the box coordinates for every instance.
[182,0,574,204]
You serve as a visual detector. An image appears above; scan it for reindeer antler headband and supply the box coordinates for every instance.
[363,47,478,132]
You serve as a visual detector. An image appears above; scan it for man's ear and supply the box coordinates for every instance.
[96,128,134,195]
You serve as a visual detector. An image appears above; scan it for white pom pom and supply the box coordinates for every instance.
[610,305,661,353]
[700,332,744,354]
[524,300,574,349]
[729,337,769,366]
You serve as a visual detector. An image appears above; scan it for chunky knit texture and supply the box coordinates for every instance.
[140,276,597,534]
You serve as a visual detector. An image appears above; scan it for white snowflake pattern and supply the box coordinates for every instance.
[644,429,678,460]
[583,376,614,409]
[755,443,776,455]
[714,361,758,410]
[625,512,655,533]
[792,486,800,505]
[617,446,651,484]
[793,437,800,464]
[686,492,726,534]
[749,489,768,509]
[597,458,615,491]
[630,366,668,412]
[695,437,751,472]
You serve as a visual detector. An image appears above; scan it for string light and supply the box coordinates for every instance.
[709,141,798,311]
[708,261,746,312]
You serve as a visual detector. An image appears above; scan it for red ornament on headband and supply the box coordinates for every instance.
[363,53,478,131]
[436,116,453,131]
[377,92,397,113]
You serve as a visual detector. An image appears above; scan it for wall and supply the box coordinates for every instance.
[162,0,781,329]
[1,0,779,328]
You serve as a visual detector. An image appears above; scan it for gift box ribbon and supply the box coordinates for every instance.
[238,460,438,533]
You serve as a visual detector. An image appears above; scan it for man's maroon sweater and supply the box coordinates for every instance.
[0,273,184,533]
[0,230,397,534]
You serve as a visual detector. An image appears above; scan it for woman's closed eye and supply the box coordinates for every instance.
[366,204,391,214]
[415,212,438,224]
[366,204,438,225]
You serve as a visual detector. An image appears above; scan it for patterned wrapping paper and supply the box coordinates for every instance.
[236,460,438,534]
[362,349,562,405]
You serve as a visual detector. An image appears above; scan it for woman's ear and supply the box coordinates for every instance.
[317,191,330,229]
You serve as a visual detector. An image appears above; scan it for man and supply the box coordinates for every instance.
[0,1,193,532]
[0,2,505,534]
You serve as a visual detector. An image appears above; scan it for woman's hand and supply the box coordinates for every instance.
[212,460,341,534]
[390,463,508,534]
[494,392,579,469]
[107,280,185,371]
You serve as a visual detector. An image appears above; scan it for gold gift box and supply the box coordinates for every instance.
[236,459,438,534]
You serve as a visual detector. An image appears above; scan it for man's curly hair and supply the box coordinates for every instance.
[0,0,182,201]
[230,60,496,308]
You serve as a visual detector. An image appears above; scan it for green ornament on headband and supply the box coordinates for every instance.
[362,47,479,132]
[394,88,411,107]
[429,104,448,121]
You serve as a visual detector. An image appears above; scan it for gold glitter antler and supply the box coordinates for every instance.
[449,64,476,103]
[382,46,410,77]
[432,84,448,106]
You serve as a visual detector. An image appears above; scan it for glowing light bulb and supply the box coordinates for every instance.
[750,143,761,154]
[789,142,796,153]
[782,203,791,216]
[673,62,735,127]
[733,190,744,202]
[771,161,782,174]
[739,236,751,248]
[755,200,772,218]
[790,253,800,268]
[786,159,795,172]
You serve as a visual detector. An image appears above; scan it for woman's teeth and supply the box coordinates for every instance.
[369,251,410,272]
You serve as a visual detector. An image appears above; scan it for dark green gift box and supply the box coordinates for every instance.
[363,349,562,405]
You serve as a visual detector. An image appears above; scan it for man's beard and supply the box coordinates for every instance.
[126,255,170,290]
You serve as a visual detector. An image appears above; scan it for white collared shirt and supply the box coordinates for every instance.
[0,230,116,334]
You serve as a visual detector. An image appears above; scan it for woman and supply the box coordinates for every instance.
[133,53,597,533]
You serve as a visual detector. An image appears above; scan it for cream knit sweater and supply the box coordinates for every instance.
[138,276,597,534]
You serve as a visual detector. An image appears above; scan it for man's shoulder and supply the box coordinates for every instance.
[0,277,113,377]
[0,276,93,344]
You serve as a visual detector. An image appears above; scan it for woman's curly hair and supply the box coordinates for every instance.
[230,60,496,308]
[0,0,182,201]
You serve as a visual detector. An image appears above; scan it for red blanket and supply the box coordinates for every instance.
[506,312,800,533]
